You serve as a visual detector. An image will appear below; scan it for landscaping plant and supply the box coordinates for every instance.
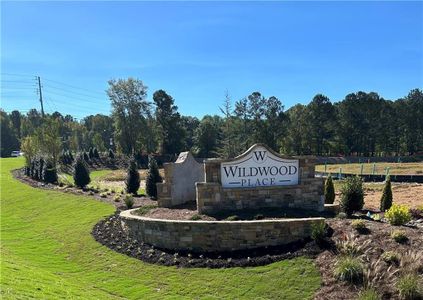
[380,175,393,212]
[351,219,367,233]
[339,176,364,216]
[73,155,91,188]
[334,256,364,284]
[396,273,421,300]
[42,159,58,184]
[145,156,162,199]
[358,288,381,300]
[311,221,327,243]
[391,230,408,244]
[124,195,134,209]
[125,159,140,195]
[324,174,335,204]
[385,204,411,226]
[108,148,115,159]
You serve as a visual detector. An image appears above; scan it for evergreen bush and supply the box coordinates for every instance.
[324,175,335,204]
[125,159,140,195]
[145,156,162,199]
[42,159,58,184]
[38,156,44,181]
[380,175,393,212]
[385,204,411,226]
[83,151,90,162]
[73,155,91,188]
[93,147,100,159]
[108,149,115,159]
[88,147,94,159]
[339,176,364,216]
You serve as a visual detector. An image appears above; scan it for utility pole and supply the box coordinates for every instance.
[37,76,45,117]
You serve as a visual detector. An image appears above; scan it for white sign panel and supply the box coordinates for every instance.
[221,145,299,188]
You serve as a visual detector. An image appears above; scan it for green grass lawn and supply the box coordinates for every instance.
[1,158,321,299]
[316,162,423,175]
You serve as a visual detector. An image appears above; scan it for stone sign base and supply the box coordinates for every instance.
[120,209,324,253]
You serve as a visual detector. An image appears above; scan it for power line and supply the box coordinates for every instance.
[43,78,104,96]
[42,83,106,100]
[0,72,36,78]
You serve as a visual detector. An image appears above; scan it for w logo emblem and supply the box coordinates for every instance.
[253,151,267,163]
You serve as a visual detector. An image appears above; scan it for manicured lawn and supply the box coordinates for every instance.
[1,158,321,299]
[316,162,423,175]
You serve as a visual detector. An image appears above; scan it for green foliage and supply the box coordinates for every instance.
[73,156,91,188]
[391,230,408,244]
[0,110,20,157]
[336,236,370,257]
[145,156,162,199]
[385,204,411,226]
[358,288,381,300]
[194,115,222,158]
[380,175,393,212]
[324,175,335,204]
[225,215,240,221]
[134,204,157,215]
[190,214,202,221]
[337,212,347,219]
[42,159,58,184]
[381,251,400,265]
[334,256,364,284]
[339,176,364,216]
[396,273,421,300]
[351,219,367,232]
[311,221,327,242]
[124,194,134,209]
[254,214,265,220]
[125,159,140,195]
[93,148,100,159]
[108,148,115,159]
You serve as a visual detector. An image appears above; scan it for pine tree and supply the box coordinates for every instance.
[93,147,100,159]
[83,151,90,162]
[43,159,58,184]
[108,149,115,159]
[145,156,162,199]
[380,175,393,212]
[73,155,91,188]
[88,147,94,159]
[125,159,140,195]
[324,175,335,204]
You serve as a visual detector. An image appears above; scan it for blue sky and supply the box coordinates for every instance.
[1,1,422,119]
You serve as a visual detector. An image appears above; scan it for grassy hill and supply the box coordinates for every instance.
[0,158,320,299]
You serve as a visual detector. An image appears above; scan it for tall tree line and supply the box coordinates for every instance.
[1,78,421,159]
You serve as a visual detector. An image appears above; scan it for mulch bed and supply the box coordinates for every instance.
[91,211,328,269]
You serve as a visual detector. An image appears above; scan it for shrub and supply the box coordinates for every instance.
[385,204,411,226]
[254,214,265,220]
[381,251,400,265]
[339,176,364,216]
[226,215,240,221]
[396,273,421,300]
[145,156,162,199]
[113,195,121,202]
[324,175,335,204]
[336,235,370,257]
[88,147,94,159]
[93,147,100,159]
[334,256,364,284]
[358,288,381,300]
[100,192,108,198]
[351,219,367,232]
[190,214,202,221]
[124,195,134,209]
[311,221,327,242]
[380,175,393,212]
[125,159,140,195]
[391,230,408,244]
[337,212,347,219]
[372,213,382,221]
[42,160,58,184]
[135,204,156,215]
[108,149,115,159]
[73,156,91,188]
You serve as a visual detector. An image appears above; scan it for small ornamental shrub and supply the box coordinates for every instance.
[381,251,400,265]
[113,195,121,202]
[334,256,364,284]
[311,221,327,242]
[42,160,58,184]
[396,273,421,300]
[83,151,90,162]
[391,230,408,244]
[190,214,202,221]
[336,236,370,257]
[93,147,100,159]
[100,192,108,198]
[254,214,265,220]
[135,204,156,215]
[88,147,94,159]
[324,175,335,204]
[145,156,162,199]
[108,149,115,159]
[380,175,393,212]
[38,156,44,181]
[339,176,364,216]
[124,195,134,209]
[351,219,367,232]
[385,204,411,226]
[358,288,381,300]
[226,215,240,221]
[125,159,140,195]
[337,212,347,219]
[73,156,91,188]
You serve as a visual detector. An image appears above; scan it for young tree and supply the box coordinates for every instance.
[145,156,162,199]
[34,118,62,166]
[73,155,91,188]
[43,159,58,184]
[125,159,140,195]
[194,116,222,158]
[324,175,335,204]
[218,91,237,159]
[380,175,393,212]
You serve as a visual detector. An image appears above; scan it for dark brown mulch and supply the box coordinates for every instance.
[91,212,329,269]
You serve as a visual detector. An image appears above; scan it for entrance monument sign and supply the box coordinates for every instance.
[221,145,299,188]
